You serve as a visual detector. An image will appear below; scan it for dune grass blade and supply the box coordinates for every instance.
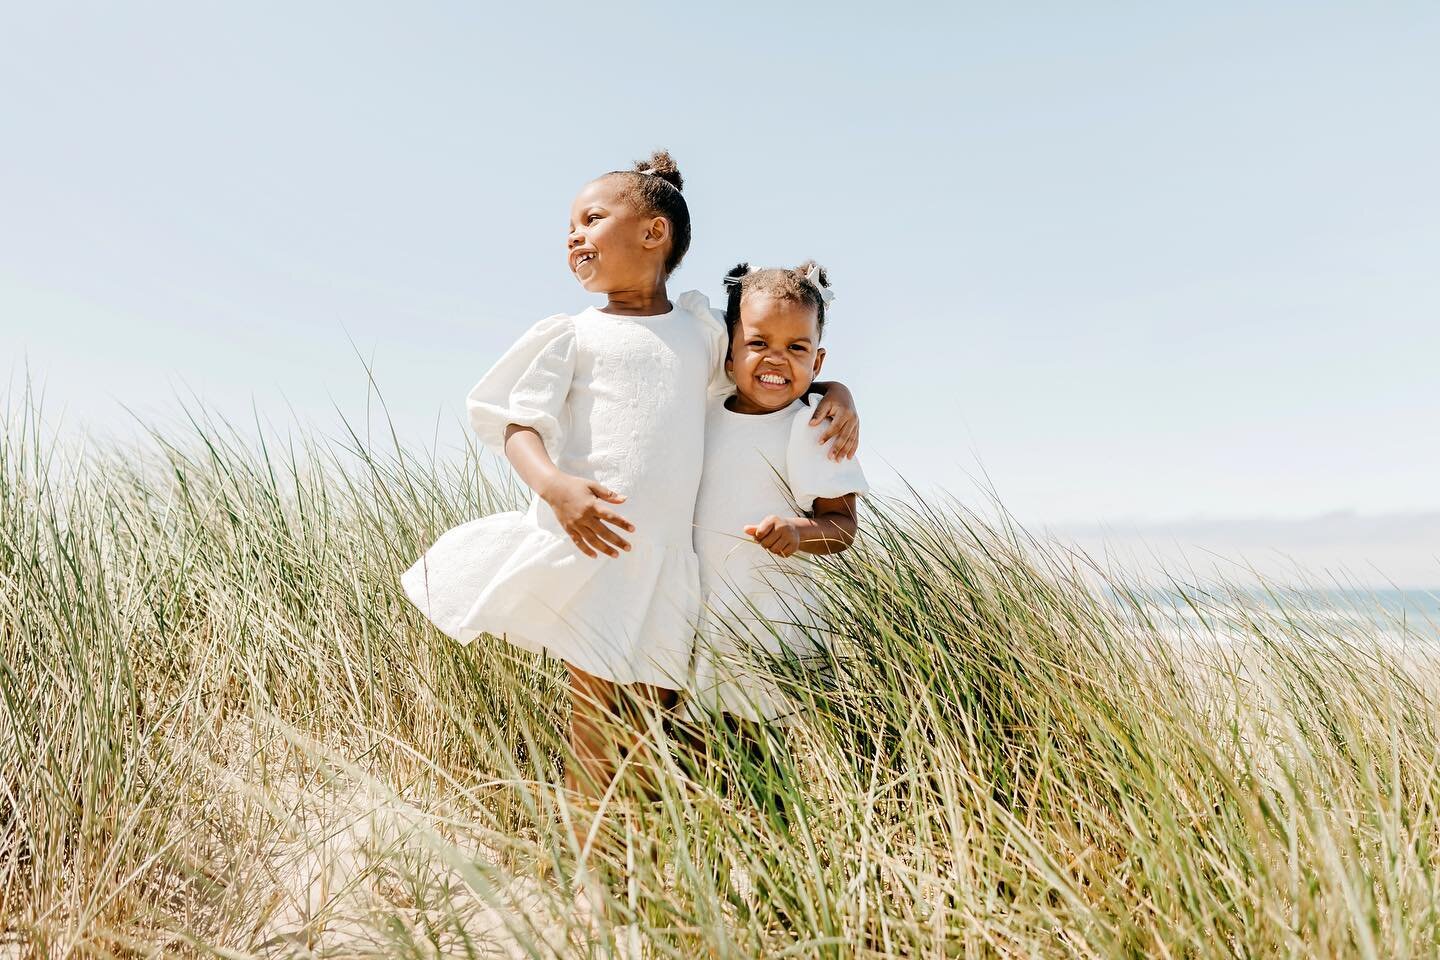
[3,384,1439,957]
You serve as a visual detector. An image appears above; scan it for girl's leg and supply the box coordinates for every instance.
[564,669,680,841]
[565,666,682,835]
[564,664,623,931]
[616,681,681,799]
[566,663,621,802]
[564,667,679,935]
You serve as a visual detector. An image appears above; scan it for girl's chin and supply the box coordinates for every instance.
[737,388,801,412]
[572,265,609,291]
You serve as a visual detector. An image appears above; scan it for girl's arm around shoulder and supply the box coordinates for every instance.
[787,399,870,512]
[677,290,736,402]
[804,381,859,460]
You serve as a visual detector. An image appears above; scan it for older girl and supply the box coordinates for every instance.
[401,152,858,806]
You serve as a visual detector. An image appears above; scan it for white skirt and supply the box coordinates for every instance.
[402,500,700,689]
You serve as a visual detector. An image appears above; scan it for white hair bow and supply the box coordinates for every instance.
[804,263,836,307]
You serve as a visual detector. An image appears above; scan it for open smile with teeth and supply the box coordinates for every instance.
[572,252,596,272]
[757,373,789,387]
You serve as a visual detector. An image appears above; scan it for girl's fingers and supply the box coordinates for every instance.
[591,484,626,504]
[593,522,631,554]
[596,509,636,533]
[585,528,619,558]
[831,423,859,461]
[571,523,610,558]
[819,412,855,446]
[811,396,844,426]
[583,522,622,557]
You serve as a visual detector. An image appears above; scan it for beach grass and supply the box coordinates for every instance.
[3,389,1439,959]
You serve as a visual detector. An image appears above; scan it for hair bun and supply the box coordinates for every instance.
[723,262,750,286]
[794,259,829,289]
[633,149,684,192]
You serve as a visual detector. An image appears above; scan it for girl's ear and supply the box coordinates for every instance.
[642,216,670,250]
[812,346,827,379]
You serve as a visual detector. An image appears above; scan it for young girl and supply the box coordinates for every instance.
[686,261,868,727]
[400,152,859,808]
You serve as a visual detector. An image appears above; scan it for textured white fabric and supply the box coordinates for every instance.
[464,314,576,462]
[402,290,730,689]
[686,396,869,724]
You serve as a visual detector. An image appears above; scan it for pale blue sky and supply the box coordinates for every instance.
[4,2,1438,534]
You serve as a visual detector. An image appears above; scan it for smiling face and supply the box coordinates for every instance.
[725,293,827,415]
[566,177,671,294]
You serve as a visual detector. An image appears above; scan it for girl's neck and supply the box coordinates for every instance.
[725,392,799,416]
[601,281,670,317]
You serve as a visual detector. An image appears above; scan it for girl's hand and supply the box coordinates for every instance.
[744,515,802,558]
[810,383,859,461]
[540,474,635,558]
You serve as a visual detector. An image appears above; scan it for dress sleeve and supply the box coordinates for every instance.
[465,314,577,461]
[787,398,870,512]
[677,289,734,402]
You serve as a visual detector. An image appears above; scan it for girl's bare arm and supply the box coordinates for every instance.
[796,493,860,555]
[806,381,860,460]
[745,493,860,558]
[503,424,635,559]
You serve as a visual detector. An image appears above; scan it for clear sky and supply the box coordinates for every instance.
[4,3,1438,550]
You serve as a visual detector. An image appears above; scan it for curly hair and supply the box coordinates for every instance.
[722,259,832,338]
[600,149,692,276]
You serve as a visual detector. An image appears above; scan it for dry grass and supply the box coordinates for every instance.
[3,390,1439,958]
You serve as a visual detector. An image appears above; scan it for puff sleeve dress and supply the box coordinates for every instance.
[686,395,869,724]
[401,291,730,689]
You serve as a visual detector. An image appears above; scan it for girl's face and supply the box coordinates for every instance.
[725,293,826,415]
[566,178,671,294]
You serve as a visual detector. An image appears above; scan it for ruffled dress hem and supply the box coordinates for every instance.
[401,509,697,690]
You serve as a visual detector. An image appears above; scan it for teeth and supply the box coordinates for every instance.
[758,374,785,384]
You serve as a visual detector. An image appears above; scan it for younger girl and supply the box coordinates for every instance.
[401,152,859,807]
[687,261,868,727]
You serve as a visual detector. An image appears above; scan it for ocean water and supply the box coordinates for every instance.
[1214,587,1440,624]
[1119,586,1440,643]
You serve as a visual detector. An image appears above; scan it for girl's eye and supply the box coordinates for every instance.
[586,214,600,224]
[790,345,808,353]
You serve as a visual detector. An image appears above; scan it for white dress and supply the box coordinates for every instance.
[686,396,869,724]
[401,290,729,689]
